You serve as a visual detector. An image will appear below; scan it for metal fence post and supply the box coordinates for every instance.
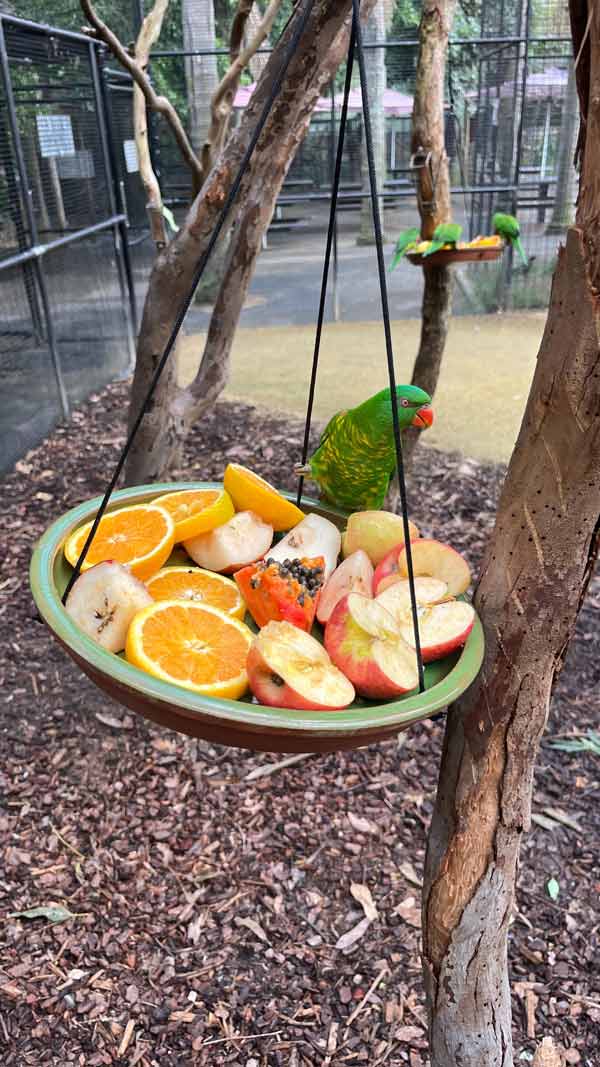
[0,17,70,417]
[89,40,137,374]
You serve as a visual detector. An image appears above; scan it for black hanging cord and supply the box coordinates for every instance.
[62,0,316,605]
[351,0,425,693]
[295,17,357,507]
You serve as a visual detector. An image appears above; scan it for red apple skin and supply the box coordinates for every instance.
[246,644,350,712]
[324,595,413,700]
[403,617,474,663]
[316,550,374,624]
[397,538,471,595]
[372,544,404,596]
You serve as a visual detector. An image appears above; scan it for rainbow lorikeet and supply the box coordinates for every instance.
[389,227,421,271]
[493,211,528,267]
[421,222,462,258]
[296,385,433,511]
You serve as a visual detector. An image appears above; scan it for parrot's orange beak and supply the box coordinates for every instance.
[412,404,434,429]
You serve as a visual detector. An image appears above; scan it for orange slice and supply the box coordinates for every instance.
[146,566,246,620]
[63,504,175,581]
[223,463,305,532]
[126,600,252,699]
[153,487,234,541]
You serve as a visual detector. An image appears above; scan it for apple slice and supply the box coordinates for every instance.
[397,600,475,662]
[373,542,441,595]
[184,510,273,573]
[342,511,420,566]
[396,539,471,595]
[247,620,355,711]
[65,560,153,652]
[325,592,418,700]
[316,550,374,624]
[376,577,449,621]
[265,513,341,579]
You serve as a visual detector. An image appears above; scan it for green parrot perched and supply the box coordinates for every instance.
[389,227,421,271]
[421,221,463,258]
[493,212,528,267]
[296,385,433,511]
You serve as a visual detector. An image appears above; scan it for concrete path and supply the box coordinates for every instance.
[178,311,546,464]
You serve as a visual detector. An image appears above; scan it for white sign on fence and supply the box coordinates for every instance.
[57,149,95,179]
[36,114,75,158]
[123,139,139,174]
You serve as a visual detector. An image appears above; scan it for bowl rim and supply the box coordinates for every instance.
[30,481,484,739]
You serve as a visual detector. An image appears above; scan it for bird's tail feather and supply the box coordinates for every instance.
[514,235,528,268]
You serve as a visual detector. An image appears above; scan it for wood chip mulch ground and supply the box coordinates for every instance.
[0,382,598,1066]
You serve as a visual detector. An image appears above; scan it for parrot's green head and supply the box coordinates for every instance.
[354,384,434,435]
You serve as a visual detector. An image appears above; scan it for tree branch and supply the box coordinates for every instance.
[230,0,255,63]
[132,0,170,249]
[201,0,284,176]
[80,0,203,189]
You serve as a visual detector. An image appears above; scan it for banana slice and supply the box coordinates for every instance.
[65,561,153,652]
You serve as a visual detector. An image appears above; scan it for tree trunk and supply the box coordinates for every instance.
[183,0,219,158]
[402,264,452,465]
[358,0,386,244]
[546,61,578,233]
[124,0,374,485]
[422,5,600,1062]
[392,0,456,484]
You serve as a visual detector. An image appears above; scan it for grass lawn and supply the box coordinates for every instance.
[178,311,546,464]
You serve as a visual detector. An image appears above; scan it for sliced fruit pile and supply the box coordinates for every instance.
[62,467,474,710]
[408,234,502,256]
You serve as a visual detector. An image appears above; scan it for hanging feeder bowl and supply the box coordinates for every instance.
[29,3,485,756]
[30,482,485,755]
[407,242,505,268]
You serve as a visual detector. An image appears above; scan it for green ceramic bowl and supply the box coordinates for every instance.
[30,482,484,753]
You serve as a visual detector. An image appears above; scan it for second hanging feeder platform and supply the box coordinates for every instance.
[407,240,505,268]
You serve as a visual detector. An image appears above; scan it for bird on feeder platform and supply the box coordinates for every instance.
[389,227,421,271]
[295,385,434,512]
[421,222,463,257]
[493,212,528,267]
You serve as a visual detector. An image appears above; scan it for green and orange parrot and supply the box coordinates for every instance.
[296,385,433,511]
[389,226,420,271]
[493,211,528,267]
[421,222,462,257]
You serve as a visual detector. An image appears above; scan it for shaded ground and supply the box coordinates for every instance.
[178,312,545,464]
[0,383,598,1066]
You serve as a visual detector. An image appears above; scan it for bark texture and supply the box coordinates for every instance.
[402,264,453,464]
[133,0,170,250]
[405,0,456,466]
[422,7,600,1063]
[124,0,373,484]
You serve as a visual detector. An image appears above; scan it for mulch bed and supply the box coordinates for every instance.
[0,382,598,1066]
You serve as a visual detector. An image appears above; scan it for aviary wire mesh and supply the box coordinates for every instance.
[0,16,135,473]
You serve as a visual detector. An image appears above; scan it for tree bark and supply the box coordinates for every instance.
[358,0,386,244]
[422,6,600,1063]
[133,0,171,250]
[392,0,456,483]
[124,0,374,485]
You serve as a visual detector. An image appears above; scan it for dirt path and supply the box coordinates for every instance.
[0,385,597,1065]
[178,312,546,464]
